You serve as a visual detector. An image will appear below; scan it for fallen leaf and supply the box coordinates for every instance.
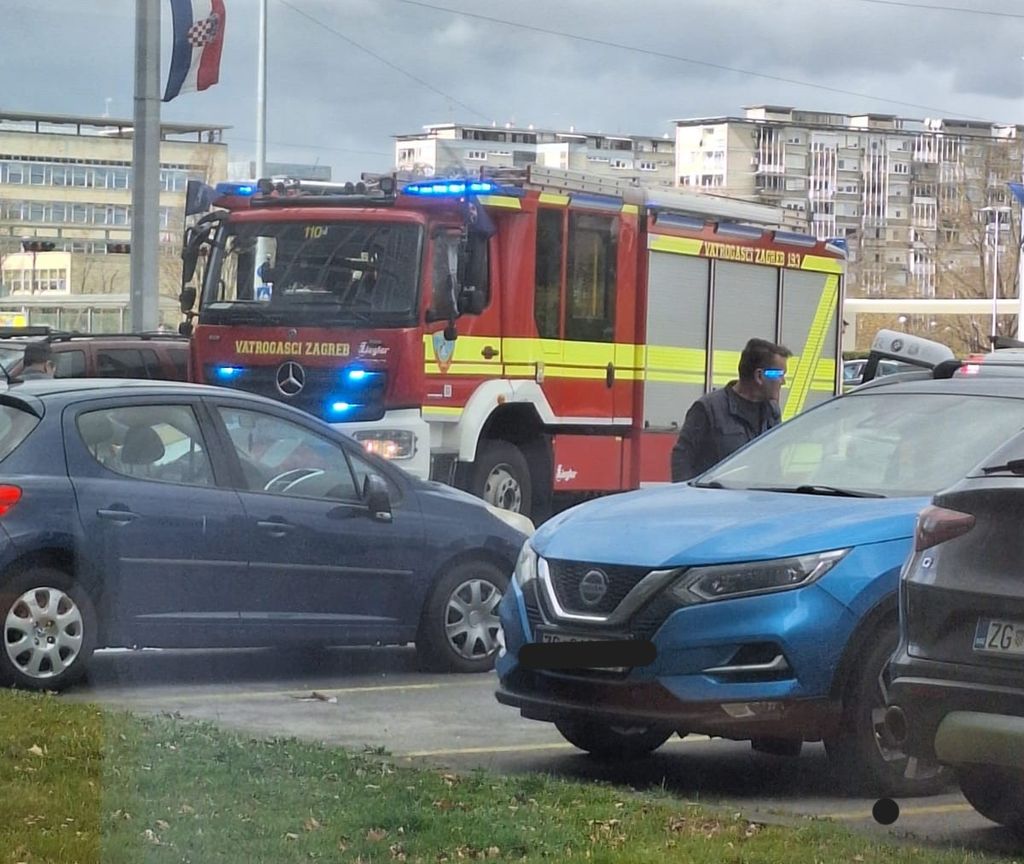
[284,832,299,841]
[366,828,388,842]
[304,817,321,832]
[141,829,161,845]
[178,804,195,815]
[27,745,44,757]
[155,819,170,830]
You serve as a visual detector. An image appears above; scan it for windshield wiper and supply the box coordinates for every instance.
[981,459,1024,476]
[749,484,885,498]
[690,480,724,489]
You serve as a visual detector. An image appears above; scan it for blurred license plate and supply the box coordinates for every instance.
[538,630,610,644]
[973,619,1024,655]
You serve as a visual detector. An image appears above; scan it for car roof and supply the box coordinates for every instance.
[0,378,284,409]
[845,374,1024,398]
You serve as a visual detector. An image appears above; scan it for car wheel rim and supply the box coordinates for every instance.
[4,587,84,680]
[445,577,503,660]
[482,465,522,513]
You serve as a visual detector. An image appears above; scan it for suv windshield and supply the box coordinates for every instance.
[699,391,1024,497]
[200,220,423,327]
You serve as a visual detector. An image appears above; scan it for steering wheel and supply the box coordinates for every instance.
[263,467,324,494]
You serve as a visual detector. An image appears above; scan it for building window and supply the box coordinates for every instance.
[466,150,488,161]
[638,161,657,171]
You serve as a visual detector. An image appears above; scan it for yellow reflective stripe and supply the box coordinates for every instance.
[782,274,839,421]
[621,204,639,216]
[477,195,521,210]
[648,234,703,256]
[539,193,569,207]
[425,363,497,376]
[799,254,844,275]
[423,406,463,417]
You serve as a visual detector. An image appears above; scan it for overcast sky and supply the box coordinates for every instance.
[4,0,1024,179]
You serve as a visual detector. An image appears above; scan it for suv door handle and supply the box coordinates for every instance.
[257,519,295,538]
[606,362,615,388]
[97,508,138,524]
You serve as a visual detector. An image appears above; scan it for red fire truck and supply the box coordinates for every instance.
[179,166,844,518]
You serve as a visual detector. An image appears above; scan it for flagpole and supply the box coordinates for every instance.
[130,0,161,332]
[256,0,267,180]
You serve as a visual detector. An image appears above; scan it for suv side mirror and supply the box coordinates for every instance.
[179,286,197,313]
[363,474,392,522]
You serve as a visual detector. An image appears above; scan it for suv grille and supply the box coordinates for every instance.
[545,559,652,616]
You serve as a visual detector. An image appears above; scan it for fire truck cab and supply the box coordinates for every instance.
[180,167,845,518]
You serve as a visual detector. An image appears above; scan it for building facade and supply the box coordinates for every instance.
[394,122,676,187]
[675,106,1024,350]
[0,111,228,331]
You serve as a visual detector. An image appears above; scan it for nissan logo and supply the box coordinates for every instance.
[578,569,609,607]
[276,361,305,397]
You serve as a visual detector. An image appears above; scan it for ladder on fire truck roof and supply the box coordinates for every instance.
[483,165,800,229]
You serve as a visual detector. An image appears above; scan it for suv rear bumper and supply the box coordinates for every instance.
[496,667,840,740]
[888,652,1024,766]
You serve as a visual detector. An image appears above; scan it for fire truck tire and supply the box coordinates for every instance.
[469,441,533,517]
[415,559,509,674]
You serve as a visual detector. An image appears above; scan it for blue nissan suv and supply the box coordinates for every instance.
[496,375,1024,796]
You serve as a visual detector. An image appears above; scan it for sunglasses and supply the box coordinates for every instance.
[761,368,786,380]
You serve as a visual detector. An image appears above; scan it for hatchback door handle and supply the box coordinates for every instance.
[97,508,138,524]
[257,519,294,537]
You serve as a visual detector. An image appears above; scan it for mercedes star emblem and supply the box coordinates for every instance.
[276,361,306,397]
[578,569,609,607]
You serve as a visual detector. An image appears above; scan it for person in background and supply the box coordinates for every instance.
[16,342,56,381]
[670,338,791,482]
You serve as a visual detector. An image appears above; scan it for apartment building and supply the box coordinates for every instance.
[394,122,676,186]
[675,106,1024,348]
[0,111,228,331]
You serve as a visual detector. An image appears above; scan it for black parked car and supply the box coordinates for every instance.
[888,432,1024,835]
[0,379,529,691]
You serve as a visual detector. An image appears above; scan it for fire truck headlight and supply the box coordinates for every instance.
[353,429,415,460]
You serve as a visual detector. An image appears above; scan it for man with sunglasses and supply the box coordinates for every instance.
[671,338,792,482]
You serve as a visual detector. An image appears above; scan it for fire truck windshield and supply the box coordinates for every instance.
[199,220,422,327]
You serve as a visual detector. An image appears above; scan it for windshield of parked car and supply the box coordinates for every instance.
[0,345,26,374]
[200,220,423,327]
[699,391,1024,497]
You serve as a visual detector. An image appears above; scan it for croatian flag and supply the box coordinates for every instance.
[163,0,226,102]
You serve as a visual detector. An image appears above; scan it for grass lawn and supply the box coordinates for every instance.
[0,689,1017,863]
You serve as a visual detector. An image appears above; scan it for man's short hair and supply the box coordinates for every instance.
[23,342,53,368]
[738,338,792,381]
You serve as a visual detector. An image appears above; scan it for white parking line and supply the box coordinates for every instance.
[403,734,712,758]
[84,680,484,706]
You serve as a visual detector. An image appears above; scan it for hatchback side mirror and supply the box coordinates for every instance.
[363,474,392,522]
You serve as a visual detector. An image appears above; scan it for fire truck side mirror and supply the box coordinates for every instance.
[443,322,458,342]
[179,286,197,313]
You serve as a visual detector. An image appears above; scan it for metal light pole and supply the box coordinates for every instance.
[130,0,161,332]
[981,205,1012,342]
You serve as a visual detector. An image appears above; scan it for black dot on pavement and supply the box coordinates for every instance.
[872,798,900,825]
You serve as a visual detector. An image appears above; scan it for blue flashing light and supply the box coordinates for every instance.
[402,179,499,197]
[214,182,256,197]
[329,400,361,417]
[346,368,369,383]
[214,365,245,380]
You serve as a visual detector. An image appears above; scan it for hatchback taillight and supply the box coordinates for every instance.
[0,485,22,516]
[914,504,975,551]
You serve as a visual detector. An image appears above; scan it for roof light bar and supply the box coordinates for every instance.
[214,182,256,197]
[402,180,500,197]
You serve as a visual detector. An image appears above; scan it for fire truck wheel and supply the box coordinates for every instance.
[469,441,533,517]
[416,559,509,674]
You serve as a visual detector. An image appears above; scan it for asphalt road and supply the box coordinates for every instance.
[64,644,1023,857]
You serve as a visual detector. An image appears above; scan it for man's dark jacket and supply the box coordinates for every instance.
[670,383,781,482]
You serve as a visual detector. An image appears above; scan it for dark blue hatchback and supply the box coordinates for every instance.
[0,379,529,690]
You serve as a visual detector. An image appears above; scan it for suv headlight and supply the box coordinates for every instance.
[513,541,538,590]
[353,430,415,460]
[670,549,849,605]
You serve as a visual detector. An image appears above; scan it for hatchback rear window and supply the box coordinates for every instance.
[0,404,39,463]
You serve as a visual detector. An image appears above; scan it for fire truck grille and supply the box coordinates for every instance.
[203,364,387,423]
[545,559,652,616]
